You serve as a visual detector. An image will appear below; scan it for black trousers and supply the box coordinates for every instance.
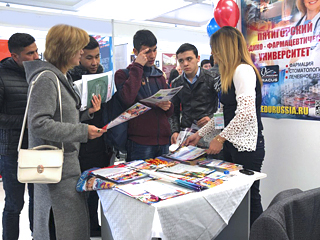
[223,135,265,226]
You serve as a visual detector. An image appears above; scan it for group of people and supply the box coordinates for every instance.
[0,24,265,240]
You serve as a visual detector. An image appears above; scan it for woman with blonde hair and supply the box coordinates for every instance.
[187,26,265,225]
[23,24,106,239]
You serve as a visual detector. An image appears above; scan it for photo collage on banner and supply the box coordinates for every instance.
[241,0,320,120]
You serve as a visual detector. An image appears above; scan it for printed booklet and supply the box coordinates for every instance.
[73,71,115,111]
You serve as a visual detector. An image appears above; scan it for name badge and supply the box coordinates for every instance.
[214,112,224,129]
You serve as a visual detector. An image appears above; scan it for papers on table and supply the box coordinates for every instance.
[73,71,116,111]
[140,86,183,104]
[102,102,151,130]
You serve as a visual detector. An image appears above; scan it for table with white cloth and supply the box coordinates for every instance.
[98,171,266,240]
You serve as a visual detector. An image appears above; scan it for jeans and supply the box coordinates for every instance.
[126,140,169,161]
[223,135,265,226]
[0,155,34,240]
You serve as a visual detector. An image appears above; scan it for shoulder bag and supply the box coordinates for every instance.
[17,70,64,184]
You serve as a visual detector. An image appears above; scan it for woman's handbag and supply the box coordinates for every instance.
[17,70,64,184]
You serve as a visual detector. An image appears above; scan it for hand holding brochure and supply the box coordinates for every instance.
[102,102,151,130]
[140,86,183,104]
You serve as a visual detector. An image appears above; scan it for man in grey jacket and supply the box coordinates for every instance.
[0,33,39,240]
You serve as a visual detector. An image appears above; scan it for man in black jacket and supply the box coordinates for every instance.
[0,33,39,240]
[170,43,221,149]
[69,35,109,237]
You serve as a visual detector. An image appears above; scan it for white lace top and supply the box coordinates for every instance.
[198,64,258,152]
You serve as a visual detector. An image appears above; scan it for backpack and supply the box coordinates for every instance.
[102,69,129,153]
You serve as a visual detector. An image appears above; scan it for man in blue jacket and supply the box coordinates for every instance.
[0,33,39,240]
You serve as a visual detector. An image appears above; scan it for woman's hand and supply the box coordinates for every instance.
[184,132,201,146]
[88,125,107,139]
[206,136,225,155]
[88,94,101,114]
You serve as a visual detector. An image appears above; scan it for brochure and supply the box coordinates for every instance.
[140,86,183,104]
[73,71,116,111]
[115,178,190,204]
[164,145,206,161]
[158,164,215,178]
[91,167,148,184]
[198,159,243,172]
[102,102,151,130]
[169,128,197,152]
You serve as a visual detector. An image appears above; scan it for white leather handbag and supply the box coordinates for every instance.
[17,70,64,184]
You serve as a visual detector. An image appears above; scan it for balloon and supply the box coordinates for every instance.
[207,18,220,37]
[214,0,240,28]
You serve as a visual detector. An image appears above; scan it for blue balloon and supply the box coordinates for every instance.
[207,18,220,37]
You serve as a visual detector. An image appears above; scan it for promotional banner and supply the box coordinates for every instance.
[93,35,113,73]
[241,0,320,120]
[162,53,177,82]
[0,40,10,61]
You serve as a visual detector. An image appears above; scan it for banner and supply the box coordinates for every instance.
[241,0,320,120]
[93,35,113,73]
[0,40,10,61]
[162,53,177,82]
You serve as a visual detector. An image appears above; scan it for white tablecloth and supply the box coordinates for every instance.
[98,171,265,240]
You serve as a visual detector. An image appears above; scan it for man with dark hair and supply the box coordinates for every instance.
[200,59,212,70]
[0,33,39,240]
[69,35,109,237]
[115,29,173,161]
[69,35,103,79]
[170,43,221,152]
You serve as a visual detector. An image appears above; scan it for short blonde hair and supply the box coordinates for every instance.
[296,0,307,16]
[44,24,89,71]
[210,26,262,93]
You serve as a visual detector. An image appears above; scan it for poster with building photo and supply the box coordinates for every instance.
[162,53,177,81]
[241,0,320,120]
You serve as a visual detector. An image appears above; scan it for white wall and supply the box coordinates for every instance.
[260,117,320,208]
[1,7,319,210]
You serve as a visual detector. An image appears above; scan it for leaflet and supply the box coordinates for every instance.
[140,86,183,104]
[102,102,151,130]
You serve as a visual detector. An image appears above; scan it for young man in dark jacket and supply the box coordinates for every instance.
[170,43,221,149]
[115,29,173,161]
[69,35,109,237]
[0,33,39,240]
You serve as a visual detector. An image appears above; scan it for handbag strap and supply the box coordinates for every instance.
[17,70,64,152]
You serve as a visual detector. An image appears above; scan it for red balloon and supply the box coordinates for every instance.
[214,0,240,28]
